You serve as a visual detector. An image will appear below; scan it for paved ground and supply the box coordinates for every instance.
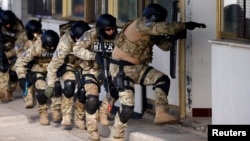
[0,89,208,141]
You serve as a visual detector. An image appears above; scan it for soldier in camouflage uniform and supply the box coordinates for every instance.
[14,19,42,108]
[15,30,60,125]
[72,14,118,141]
[0,10,24,102]
[109,3,206,140]
[45,21,90,129]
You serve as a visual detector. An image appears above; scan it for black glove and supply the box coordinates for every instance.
[19,78,32,90]
[173,29,187,40]
[185,21,206,30]
[95,53,104,68]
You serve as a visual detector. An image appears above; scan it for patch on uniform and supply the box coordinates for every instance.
[93,41,114,53]
[53,50,63,58]
[14,44,23,51]
[79,35,88,41]
[22,51,31,57]
[145,19,154,27]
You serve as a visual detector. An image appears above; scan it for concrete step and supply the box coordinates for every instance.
[0,115,87,141]
[142,111,210,137]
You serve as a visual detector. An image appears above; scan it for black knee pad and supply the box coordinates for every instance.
[63,80,76,98]
[9,70,18,82]
[36,89,48,104]
[154,75,170,95]
[53,81,62,97]
[86,95,99,114]
[119,105,134,123]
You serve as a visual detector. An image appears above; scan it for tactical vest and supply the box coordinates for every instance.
[34,48,54,64]
[92,38,115,58]
[115,19,154,64]
[1,20,24,51]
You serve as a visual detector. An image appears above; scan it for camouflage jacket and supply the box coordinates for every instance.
[15,35,55,78]
[46,30,75,86]
[72,28,115,74]
[114,17,186,64]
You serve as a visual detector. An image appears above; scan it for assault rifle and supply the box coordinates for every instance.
[99,37,112,112]
[170,0,179,79]
[75,69,87,102]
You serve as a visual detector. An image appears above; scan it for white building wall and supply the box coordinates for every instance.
[187,0,216,111]
[210,40,250,124]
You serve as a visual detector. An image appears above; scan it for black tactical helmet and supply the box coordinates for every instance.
[25,20,42,40]
[70,20,90,42]
[1,10,17,29]
[96,13,117,39]
[143,3,167,22]
[41,30,59,51]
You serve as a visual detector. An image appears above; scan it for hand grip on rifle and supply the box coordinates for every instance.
[185,21,206,30]
[75,70,86,103]
[95,53,104,69]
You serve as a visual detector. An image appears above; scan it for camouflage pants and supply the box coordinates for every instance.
[0,71,10,100]
[0,64,17,101]
[61,66,76,115]
[110,63,169,138]
[82,70,100,133]
[0,64,18,91]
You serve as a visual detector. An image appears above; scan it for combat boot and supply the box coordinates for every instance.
[86,112,100,141]
[99,97,115,126]
[154,105,179,124]
[6,90,14,101]
[112,113,127,140]
[51,96,62,122]
[38,104,50,125]
[24,88,34,108]
[0,90,14,103]
[0,90,9,102]
[74,99,86,130]
[61,95,73,126]
[89,131,100,141]
[112,138,125,141]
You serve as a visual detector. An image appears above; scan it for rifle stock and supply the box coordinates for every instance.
[170,0,179,79]
[75,70,83,90]
[75,69,87,102]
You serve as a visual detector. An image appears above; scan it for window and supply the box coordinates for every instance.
[218,0,250,41]
[107,0,177,26]
[28,0,95,23]
[28,0,52,16]
[106,0,139,26]
[27,0,179,26]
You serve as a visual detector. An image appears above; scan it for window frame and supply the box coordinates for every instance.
[28,0,95,23]
[217,0,250,41]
